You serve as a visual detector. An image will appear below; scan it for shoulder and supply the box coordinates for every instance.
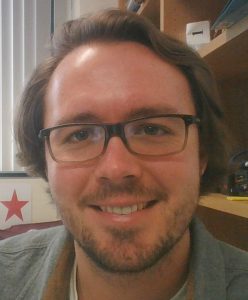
[0,225,69,296]
[218,241,248,298]
[191,218,248,271]
[0,225,66,254]
[190,218,248,299]
[219,240,248,271]
[0,225,68,273]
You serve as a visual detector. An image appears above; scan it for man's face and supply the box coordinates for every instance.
[44,42,205,273]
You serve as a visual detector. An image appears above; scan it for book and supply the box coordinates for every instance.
[127,0,144,12]
[211,0,248,31]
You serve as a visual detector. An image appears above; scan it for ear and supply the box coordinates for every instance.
[43,155,48,181]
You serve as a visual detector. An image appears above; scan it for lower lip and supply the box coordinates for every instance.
[86,202,159,227]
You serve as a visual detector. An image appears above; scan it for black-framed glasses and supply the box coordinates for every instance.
[38,114,200,163]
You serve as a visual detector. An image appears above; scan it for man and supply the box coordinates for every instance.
[0,9,247,300]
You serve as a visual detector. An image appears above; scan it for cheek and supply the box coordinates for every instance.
[150,145,201,192]
[46,157,92,203]
[154,160,200,189]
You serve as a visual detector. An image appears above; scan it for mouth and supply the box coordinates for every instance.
[90,200,158,215]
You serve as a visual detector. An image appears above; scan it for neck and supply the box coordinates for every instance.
[74,229,191,300]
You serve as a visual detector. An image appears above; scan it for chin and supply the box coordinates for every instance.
[74,219,190,274]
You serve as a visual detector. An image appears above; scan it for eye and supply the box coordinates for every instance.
[133,124,171,136]
[62,127,96,144]
[71,130,89,142]
[142,124,168,136]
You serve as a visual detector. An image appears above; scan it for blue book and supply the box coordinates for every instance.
[127,0,143,12]
[211,0,248,31]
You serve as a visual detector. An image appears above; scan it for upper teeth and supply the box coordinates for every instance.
[100,203,146,215]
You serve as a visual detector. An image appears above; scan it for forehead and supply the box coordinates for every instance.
[44,42,195,127]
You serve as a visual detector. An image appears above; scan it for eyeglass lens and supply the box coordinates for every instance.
[48,116,187,162]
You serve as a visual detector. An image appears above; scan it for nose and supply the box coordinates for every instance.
[94,136,143,183]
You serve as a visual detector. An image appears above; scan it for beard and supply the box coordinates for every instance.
[55,179,198,275]
[74,222,185,274]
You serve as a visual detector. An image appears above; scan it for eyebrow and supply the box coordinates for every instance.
[54,105,180,126]
[55,112,102,125]
[126,106,180,120]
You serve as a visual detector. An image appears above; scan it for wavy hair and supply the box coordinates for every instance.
[15,9,229,194]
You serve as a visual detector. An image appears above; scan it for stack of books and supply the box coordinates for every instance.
[212,0,248,31]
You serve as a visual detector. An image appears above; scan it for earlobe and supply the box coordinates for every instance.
[43,159,48,181]
[200,155,208,176]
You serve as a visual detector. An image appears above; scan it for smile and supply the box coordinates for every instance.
[98,200,158,215]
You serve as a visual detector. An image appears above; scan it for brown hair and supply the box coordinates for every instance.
[15,9,229,194]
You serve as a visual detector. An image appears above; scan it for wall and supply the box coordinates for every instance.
[0,0,119,229]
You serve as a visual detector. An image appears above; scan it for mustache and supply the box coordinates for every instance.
[79,180,168,205]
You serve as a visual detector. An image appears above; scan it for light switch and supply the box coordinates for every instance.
[186,21,210,50]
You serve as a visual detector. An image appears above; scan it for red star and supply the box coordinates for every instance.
[1,190,29,221]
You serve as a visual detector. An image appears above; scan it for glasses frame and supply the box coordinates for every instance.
[38,114,200,163]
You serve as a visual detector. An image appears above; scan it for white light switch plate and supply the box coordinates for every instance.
[186,21,210,49]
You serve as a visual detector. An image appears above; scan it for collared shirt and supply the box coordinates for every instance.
[171,281,187,300]
[69,261,78,300]
[0,218,248,299]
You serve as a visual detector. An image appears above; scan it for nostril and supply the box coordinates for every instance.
[95,139,143,182]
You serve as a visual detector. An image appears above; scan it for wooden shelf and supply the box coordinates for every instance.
[198,194,248,251]
[118,0,248,251]
[136,1,248,81]
[198,15,248,81]
[138,0,160,29]
[197,200,248,251]
[199,193,248,219]
[161,0,227,42]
